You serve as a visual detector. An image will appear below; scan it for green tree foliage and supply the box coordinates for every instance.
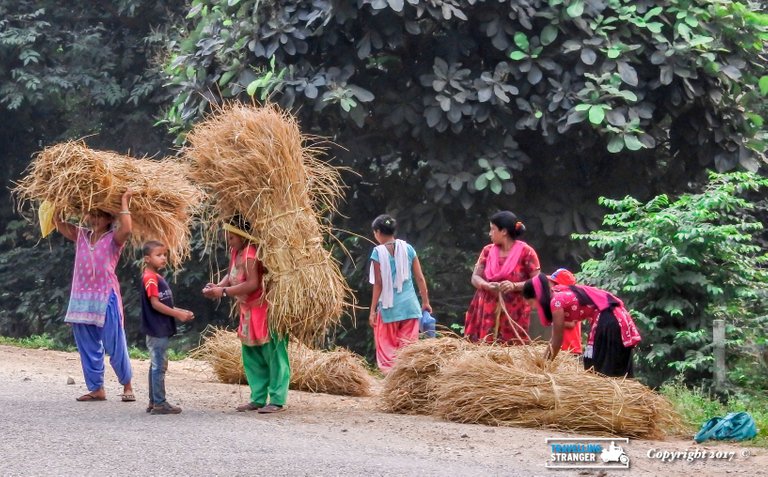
[574,172,768,388]
[0,0,183,153]
[0,1,232,351]
[161,0,768,359]
[165,0,768,225]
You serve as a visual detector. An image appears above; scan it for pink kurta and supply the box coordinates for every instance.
[64,228,124,327]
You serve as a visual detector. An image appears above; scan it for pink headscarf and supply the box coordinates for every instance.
[484,240,527,281]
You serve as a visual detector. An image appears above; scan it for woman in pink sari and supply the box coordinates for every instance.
[464,211,540,344]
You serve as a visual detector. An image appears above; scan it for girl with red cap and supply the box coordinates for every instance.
[548,268,583,356]
[523,272,641,377]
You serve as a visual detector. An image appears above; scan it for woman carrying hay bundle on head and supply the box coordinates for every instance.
[368,215,432,374]
[522,272,642,377]
[464,211,540,345]
[202,216,290,413]
[53,189,135,403]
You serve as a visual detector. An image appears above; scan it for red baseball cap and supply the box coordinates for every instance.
[548,268,576,285]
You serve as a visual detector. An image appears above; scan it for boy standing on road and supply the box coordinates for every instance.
[140,240,194,415]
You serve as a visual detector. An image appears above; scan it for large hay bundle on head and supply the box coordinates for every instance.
[182,103,350,345]
[191,328,375,397]
[431,355,684,439]
[13,141,201,268]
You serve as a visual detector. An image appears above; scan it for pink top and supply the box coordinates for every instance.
[64,228,124,327]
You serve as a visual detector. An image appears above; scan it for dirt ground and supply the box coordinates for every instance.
[0,344,765,476]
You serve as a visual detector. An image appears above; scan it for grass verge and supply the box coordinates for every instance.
[661,377,767,447]
[0,334,187,361]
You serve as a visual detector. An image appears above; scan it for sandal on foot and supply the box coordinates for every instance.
[146,403,154,413]
[120,393,136,402]
[257,404,285,414]
[236,402,263,412]
[76,393,106,402]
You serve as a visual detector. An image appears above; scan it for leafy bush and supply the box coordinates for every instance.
[575,172,768,388]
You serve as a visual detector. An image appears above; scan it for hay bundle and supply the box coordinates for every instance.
[182,103,350,344]
[379,338,580,414]
[289,341,375,397]
[379,338,474,414]
[191,328,374,397]
[431,355,684,439]
[13,141,201,267]
[189,328,246,384]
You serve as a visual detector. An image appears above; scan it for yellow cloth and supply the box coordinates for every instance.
[38,200,56,238]
[223,223,258,243]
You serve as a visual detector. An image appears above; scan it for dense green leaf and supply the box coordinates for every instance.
[541,25,558,46]
[588,105,605,124]
[566,0,584,18]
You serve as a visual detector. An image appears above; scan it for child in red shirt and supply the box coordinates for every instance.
[141,240,194,414]
[548,268,582,355]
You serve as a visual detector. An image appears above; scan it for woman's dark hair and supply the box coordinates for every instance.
[229,214,252,232]
[372,214,397,236]
[490,210,526,238]
[522,273,553,323]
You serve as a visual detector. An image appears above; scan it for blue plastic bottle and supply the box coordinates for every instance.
[421,310,437,338]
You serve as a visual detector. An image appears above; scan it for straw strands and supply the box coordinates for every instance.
[379,338,474,414]
[189,328,245,384]
[191,328,375,397]
[13,141,201,268]
[379,338,577,414]
[289,341,375,397]
[182,103,350,344]
[431,355,684,439]
[379,337,682,438]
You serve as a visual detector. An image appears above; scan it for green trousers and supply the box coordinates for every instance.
[241,331,290,406]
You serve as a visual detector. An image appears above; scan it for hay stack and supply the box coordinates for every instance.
[431,354,684,439]
[189,328,245,384]
[379,338,474,414]
[182,103,350,344]
[13,141,201,268]
[289,341,375,397]
[379,338,580,414]
[191,328,374,397]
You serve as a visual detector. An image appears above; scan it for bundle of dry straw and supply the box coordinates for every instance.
[289,341,375,397]
[191,328,374,397]
[13,141,201,268]
[431,352,684,439]
[379,338,579,415]
[182,103,350,344]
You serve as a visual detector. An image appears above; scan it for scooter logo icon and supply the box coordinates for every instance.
[601,441,630,465]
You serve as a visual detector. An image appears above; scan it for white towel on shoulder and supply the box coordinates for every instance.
[369,239,410,309]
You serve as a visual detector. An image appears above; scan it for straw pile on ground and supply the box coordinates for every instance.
[13,141,201,268]
[379,338,474,414]
[379,338,579,415]
[191,328,374,397]
[289,341,375,397]
[189,328,246,384]
[182,103,350,345]
[431,353,684,439]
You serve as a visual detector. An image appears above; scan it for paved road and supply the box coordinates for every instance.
[1,346,765,477]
